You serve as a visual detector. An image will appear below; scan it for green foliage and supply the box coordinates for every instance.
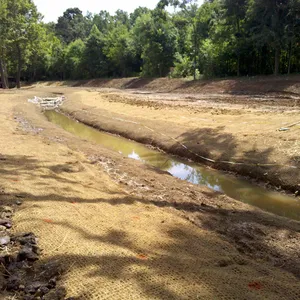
[55,8,91,44]
[83,25,110,78]
[64,39,85,79]
[2,0,300,84]
[130,7,151,25]
[114,10,130,28]
[46,36,66,80]
[104,25,132,76]
[1,0,42,87]
[170,53,193,77]
[92,11,113,34]
[132,12,178,76]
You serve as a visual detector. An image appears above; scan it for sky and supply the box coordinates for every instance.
[34,0,203,23]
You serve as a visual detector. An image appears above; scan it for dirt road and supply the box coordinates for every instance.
[0,85,300,299]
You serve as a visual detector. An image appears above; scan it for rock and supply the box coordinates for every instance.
[17,246,39,262]
[47,277,56,289]
[0,219,12,228]
[16,194,25,198]
[1,206,14,213]
[1,212,13,219]
[40,261,61,279]
[0,225,7,232]
[23,295,35,300]
[216,259,232,267]
[25,281,43,294]
[0,235,10,246]
[16,200,23,205]
[43,287,67,300]
[6,274,22,291]
[39,285,50,295]
[279,127,290,132]
[14,232,37,245]
[31,245,40,255]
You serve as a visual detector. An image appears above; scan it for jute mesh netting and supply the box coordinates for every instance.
[13,196,300,300]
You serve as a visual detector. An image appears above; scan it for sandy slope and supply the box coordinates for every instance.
[0,88,299,299]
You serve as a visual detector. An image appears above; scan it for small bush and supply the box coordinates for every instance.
[169,53,193,78]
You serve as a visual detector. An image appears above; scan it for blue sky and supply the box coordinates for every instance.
[33,0,203,23]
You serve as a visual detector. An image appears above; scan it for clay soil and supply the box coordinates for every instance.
[0,77,300,299]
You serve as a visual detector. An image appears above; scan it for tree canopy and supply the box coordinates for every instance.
[1,0,300,88]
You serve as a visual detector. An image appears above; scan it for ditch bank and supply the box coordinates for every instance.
[45,110,300,221]
[59,92,300,195]
[3,89,300,297]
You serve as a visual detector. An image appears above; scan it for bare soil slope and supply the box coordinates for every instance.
[36,75,300,100]
[35,84,299,193]
[0,87,299,299]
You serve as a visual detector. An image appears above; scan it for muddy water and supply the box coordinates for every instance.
[45,110,300,221]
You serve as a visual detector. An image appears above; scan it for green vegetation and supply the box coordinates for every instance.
[1,0,300,88]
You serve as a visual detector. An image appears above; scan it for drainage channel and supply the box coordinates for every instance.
[45,110,300,221]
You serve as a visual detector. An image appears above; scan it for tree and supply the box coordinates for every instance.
[25,24,51,81]
[64,39,85,79]
[247,0,289,75]
[285,0,300,74]
[93,11,113,34]
[0,0,9,88]
[56,8,89,44]
[157,0,200,79]
[222,0,247,76]
[83,25,110,78]
[105,24,132,76]
[3,0,300,83]
[130,7,150,25]
[131,11,178,76]
[6,0,41,88]
[114,9,130,28]
[47,37,66,80]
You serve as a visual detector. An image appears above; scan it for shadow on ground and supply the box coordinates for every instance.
[0,153,299,290]
[170,126,299,193]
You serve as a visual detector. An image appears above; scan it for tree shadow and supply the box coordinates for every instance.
[121,78,155,89]
[0,154,300,298]
[173,78,219,93]
[174,126,238,163]
[21,217,300,299]
[71,78,156,90]
[174,75,300,96]
[170,126,299,193]
[2,189,300,282]
[0,154,121,196]
[225,75,300,97]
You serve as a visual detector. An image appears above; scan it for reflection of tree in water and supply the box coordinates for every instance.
[166,161,223,192]
[157,157,174,170]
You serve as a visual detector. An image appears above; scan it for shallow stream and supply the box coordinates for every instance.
[45,110,300,221]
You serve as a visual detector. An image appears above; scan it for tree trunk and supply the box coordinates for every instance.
[0,58,9,89]
[33,65,36,82]
[236,17,241,77]
[274,47,280,76]
[237,54,240,77]
[287,41,292,75]
[193,23,197,80]
[16,45,22,88]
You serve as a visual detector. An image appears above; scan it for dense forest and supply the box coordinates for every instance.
[0,0,300,88]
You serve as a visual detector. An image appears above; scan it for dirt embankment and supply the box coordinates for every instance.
[0,88,300,299]
[43,85,300,194]
[35,75,300,100]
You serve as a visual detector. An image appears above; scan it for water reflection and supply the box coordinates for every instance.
[45,110,300,221]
